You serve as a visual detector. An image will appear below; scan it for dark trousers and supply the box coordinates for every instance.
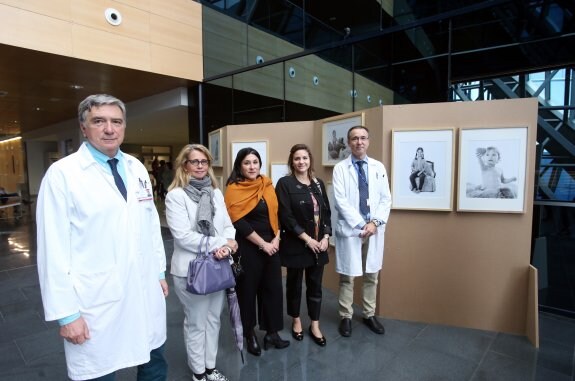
[286,265,324,321]
[88,344,167,381]
[410,171,426,190]
[236,246,284,334]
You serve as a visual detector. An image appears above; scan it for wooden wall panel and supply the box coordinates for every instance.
[0,0,71,20]
[115,0,150,12]
[71,0,150,40]
[0,0,203,81]
[72,24,151,71]
[150,0,202,28]
[203,9,394,113]
[0,4,73,56]
[151,44,203,80]
[150,14,202,54]
[527,265,539,347]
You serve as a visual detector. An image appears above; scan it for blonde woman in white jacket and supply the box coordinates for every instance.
[165,144,237,381]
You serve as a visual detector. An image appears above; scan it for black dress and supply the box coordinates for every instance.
[233,198,284,333]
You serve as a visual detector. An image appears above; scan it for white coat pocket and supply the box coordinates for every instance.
[335,220,364,238]
[73,269,123,310]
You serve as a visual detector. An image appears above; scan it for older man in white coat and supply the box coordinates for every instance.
[36,94,168,380]
[333,125,391,338]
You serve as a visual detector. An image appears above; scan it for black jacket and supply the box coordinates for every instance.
[275,175,332,268]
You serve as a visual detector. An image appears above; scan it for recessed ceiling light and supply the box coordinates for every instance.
[70,84,83,90]
[35,107,42,111]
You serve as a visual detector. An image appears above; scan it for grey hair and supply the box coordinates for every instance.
[78,94,126,125]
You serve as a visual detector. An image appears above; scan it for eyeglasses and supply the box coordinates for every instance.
[186,159,210,167]
[350,136,369,142]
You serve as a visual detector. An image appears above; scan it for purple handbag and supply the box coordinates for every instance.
[186,236,236,295]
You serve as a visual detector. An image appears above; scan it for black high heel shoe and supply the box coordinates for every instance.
[263,332,290,350]
[246,332,261,356]
[308,326,327,347]
[291,323,304,341]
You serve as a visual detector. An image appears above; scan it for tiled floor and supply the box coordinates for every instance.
[1,215,574,381]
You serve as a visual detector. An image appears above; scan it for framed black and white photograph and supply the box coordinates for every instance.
[321,112,364,166]
[391,128,455,211]
[457,127,528,213]
[215,176,224,190]
[325,182,336,246]
[270,163,289,186]
[231,140,268,176]
[208,129,223,167]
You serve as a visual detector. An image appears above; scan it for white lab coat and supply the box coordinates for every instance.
[36,143,167,380]
[333,155,391,276]
[165,187,236,277]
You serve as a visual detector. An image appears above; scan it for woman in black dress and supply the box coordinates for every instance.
[224,147,289,356]
[275,144,332,346]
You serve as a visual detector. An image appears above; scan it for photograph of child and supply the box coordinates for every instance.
[466,146,518,199]
[409,147,436,193]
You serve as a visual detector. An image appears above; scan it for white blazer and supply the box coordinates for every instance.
[333,155,392,276]
[36,143,166,380]
[165,187,236,277]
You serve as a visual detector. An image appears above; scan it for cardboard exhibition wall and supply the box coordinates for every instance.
[218,97,538,343]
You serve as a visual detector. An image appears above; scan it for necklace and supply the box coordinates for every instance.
[295,174,310,185]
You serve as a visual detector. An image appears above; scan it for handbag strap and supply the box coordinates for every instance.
[198,235,210,257]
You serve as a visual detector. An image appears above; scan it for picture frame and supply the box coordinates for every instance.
[270,162,289,186]
[231,140,268,176]
[321,112,364,166]
[325,182,336,246]
[215,176,224,190]
[391,128,455,211]
[208,129,223,167]
[457,127,528,213]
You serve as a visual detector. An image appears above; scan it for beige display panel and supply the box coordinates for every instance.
[221,97,539,346]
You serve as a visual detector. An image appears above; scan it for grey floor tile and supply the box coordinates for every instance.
[15,327,63,365]
[489,332,538,363]
[411,323,495,364]
[0,312,49,344]
[0,351,68,381]
[0,341,25,373]
[0,288,28,308]
[534,365,573,381]
[535,337,574,377]
[471,351,536,381]
[539,312,575,347]
[380,343,479,381]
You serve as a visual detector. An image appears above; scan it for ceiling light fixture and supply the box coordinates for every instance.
[0,136,22,143]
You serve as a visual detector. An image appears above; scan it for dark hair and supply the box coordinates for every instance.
[347,125,369,140]
[414,147,425,159]
[226,147,262,185]
[287,144,315,181]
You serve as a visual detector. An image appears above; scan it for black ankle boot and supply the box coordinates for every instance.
[246,332,261,356]
[263,331,290,350]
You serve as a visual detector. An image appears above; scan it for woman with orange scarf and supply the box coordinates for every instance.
[224,147,290,356]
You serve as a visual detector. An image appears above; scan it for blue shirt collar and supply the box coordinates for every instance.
[84,142,123,166]
[351,155,369,165]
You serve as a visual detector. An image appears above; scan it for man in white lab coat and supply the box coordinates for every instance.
[332,125,391,338]
[36,94,168,380]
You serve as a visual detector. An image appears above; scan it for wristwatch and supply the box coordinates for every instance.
[370,219,383,227]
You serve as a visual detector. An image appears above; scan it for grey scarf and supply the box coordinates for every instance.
[183,177,215,236]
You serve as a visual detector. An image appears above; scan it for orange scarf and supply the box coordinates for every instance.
[224,176,279,234]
